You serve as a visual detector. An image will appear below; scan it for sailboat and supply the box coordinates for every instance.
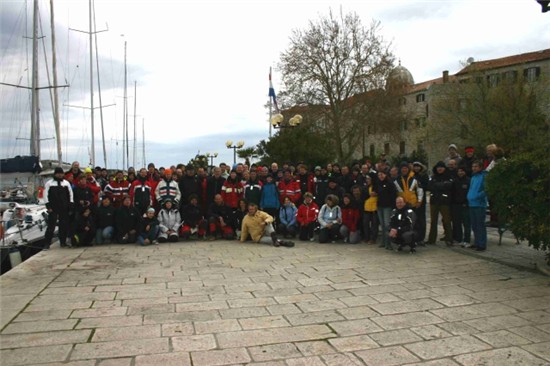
[0,0,66,274]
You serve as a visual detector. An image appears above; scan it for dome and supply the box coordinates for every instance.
[386,61,414,90]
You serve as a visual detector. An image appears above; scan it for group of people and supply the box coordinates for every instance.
[41,143,500,252]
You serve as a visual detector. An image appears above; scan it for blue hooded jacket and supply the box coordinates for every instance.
[467,170,488,208]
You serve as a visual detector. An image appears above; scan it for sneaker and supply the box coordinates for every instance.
[153,240,159,245]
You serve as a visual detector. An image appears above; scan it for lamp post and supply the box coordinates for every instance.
[225,140,244,165]
[270,114,302,130]
[205,152,218,168]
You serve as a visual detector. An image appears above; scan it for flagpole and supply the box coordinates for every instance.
[268,67,272,139]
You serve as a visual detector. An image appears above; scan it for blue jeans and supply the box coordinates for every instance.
[95,226,114,244]
[469,207,487,249]
[377,207,392,248]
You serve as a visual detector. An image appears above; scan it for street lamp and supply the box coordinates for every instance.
[205,152,218,168]
[271,114,302,129]
[225,140,244,165]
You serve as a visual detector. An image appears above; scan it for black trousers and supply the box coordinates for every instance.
[45,209,70,247]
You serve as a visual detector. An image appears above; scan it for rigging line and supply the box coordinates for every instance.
[0,3,26,81]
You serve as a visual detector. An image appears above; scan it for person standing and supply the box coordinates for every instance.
[105,170,131,208]
[452,166,471,246]
[155,169,181,208]
[427,161,454,245]
[467,161,488,251]
[44,167,74,249]
[375,169,397,250]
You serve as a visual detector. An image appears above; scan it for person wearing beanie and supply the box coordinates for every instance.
[445,144,462,167]
[43,167,74,249]
[138,207,159,246]
[155,168,181,207]
[427,161,454,245]
[462,146,476,176]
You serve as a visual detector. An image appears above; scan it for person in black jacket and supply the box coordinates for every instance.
[427,161,453,245]
[207,194,235,240]
[44,167,74,249]
[115,195,141,244]
[412,162,429,245]
[374,168,397,250]
[452,165,471,246]
[96,196,115,244]
[179,164,201,209]
[389,197,418,253]
[205,167,226,209]
[73,207,95,247]
[180,194,207,240]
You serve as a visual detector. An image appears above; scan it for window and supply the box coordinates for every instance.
[416,94,425,103]
[502,70,517,83]
[384,143,390,155]
[487,73,500,88]
[370,144,375,158]
[399,141,406,155]
[524,67,540,82]
[400,120,408,131]
[415,117,427,128]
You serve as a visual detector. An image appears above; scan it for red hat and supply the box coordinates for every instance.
[164,169,173,175]
[464,146,475,153]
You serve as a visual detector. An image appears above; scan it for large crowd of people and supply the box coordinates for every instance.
[39,143,504,252]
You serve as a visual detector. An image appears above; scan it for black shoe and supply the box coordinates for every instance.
[410,248,416,253]
[397,246,403,252]
[469,245,478,250]
[280,240,295,248]
[272,240,281,247]
[475,247,486,252]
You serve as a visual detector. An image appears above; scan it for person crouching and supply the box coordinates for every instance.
[389,197,418,253]
[73,206,95,247]
[241,202,294,247]
[138,207,160,246]
[158,200,181,243]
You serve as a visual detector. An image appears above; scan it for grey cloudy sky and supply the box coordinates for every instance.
[1,0,548,169]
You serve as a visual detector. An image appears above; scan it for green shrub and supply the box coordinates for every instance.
[486,151,550,264]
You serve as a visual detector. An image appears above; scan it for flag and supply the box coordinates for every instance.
[269,67,279,113]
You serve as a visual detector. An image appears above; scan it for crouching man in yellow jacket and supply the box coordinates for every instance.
[241,202,294,247]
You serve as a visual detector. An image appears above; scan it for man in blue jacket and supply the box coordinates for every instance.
[467,161,488,251]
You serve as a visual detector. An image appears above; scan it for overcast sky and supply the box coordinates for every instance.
[1,0,548,169]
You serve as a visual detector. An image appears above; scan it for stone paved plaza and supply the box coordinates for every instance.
[1,240,550,366]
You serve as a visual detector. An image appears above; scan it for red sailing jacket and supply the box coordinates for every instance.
[278,179,301,204]
[296,202,319,226]
[221,178,244,209]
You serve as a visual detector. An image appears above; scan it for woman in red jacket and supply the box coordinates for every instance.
[340,193,361,244]
[221,170,244,209]
[296,192,319,241]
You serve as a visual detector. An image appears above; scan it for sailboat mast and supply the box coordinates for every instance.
[30,0,40,157]
[89,0,95,167]
[142,118,146,168]
[133,81,137,168]
[50,0,62,165]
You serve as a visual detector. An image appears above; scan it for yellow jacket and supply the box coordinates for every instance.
[241,210,274,243]
[364,185,378,212]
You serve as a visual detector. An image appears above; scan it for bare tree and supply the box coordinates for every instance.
[278,9,394,162]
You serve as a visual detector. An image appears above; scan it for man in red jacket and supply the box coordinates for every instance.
[278,170,301,205]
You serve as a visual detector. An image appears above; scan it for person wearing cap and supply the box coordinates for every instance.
[296,192,319,241]
[84,167,101,205]
[178,163,201,208]
[240,202,294,247]
[105,170,131,208]
[427,161,453,245]
[138,207,159,246]
[158,200,181,243]
[44,167,74,249]
[445,144,462,167]
[155,168,181,207]
[114,195,140,244]
[96,196,115,244]
[462,146,476,176]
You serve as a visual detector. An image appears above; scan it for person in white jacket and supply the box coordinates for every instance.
[157,200,181,242]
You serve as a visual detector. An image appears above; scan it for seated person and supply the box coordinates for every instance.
[318,194,342,243]
[180,194,207,240]
[296,192,319,241]
[138,207,159,246]
[389,197,418,253]
[278,196,298,238]
[73,206,95,247]
[240,202,293,247]
[115,195,141,244]
[207,194,235,240]
[158,200,181,243]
